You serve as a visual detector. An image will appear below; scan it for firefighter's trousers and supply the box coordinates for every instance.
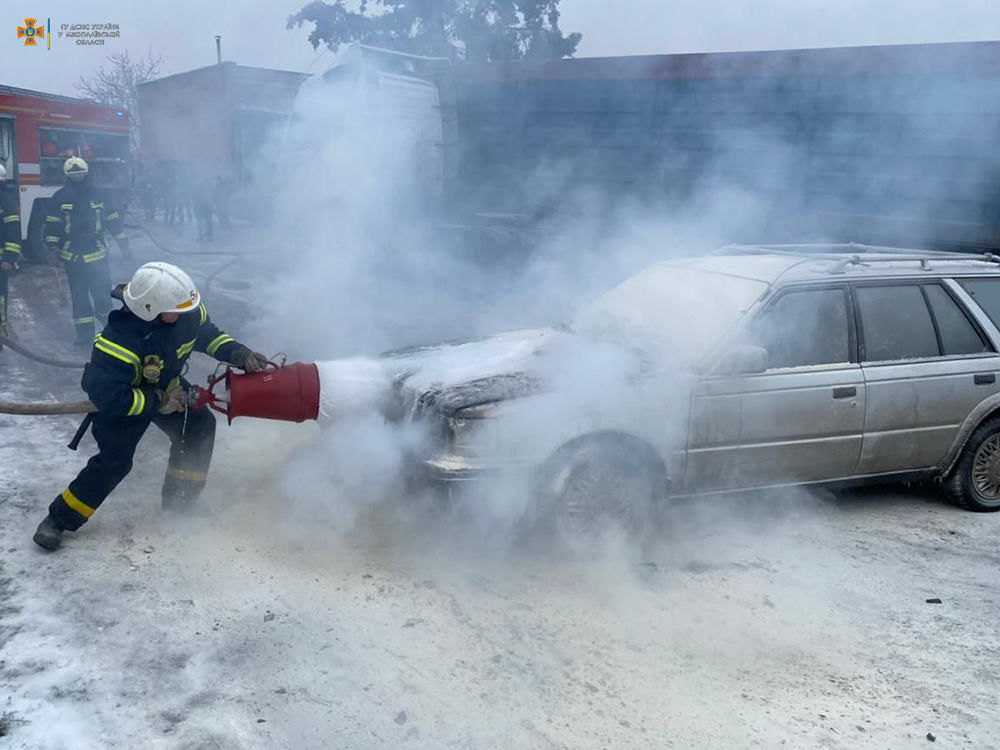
[50,406,217,531]
[64,257,111,342]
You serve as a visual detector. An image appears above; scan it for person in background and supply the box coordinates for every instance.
[213,175,231,230]
[44,157,132,345]
[140,164,158,222]
[0,164,22,350]
[193,174,214,242]
[163,166,188,227]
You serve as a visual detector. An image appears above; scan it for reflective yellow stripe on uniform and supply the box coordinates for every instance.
[45,216,61,223]
[61,488,95,518]
[81,249,107,263]
[60,203,74,210]
[4,242,21,253]
[127,388,146,416]
[106,211,119,220]
[45,235,61,243]
[73,316,95,324]
[166,466,208,482]
[206,334,234,356]
[176,338,196,358]
[94,335,142,384]
[199,305,208,325]
[2,214,19,224]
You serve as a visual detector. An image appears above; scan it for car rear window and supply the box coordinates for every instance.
[923,284,990,356]
[856,285,939,361]
[958,278,1000,331]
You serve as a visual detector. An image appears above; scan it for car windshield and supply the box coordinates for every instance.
[572,264,768,363]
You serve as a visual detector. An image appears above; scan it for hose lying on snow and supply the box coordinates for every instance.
[127,222,242,298]
[0,330,93,414]
[0,399,96,415]
[0,333,86,369]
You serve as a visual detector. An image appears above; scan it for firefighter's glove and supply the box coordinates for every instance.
[157,385,186,415]
[119,237,133,261]
[231,347,269,373]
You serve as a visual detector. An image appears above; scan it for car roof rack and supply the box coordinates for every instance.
[710,243,1000,275]
[712,242,959,257]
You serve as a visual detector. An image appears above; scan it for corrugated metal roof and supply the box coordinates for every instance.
[460,40,1000,83]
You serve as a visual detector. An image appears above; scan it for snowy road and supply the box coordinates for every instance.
[2,229,1000,748]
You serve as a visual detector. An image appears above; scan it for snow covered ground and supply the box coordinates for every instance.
[2,229,1000,748]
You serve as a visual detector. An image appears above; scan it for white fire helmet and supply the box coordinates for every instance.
[123,262,201,322]
[63,156,89,181]
[0,164,6,182]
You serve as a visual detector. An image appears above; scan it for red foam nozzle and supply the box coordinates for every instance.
[221,362,320,424]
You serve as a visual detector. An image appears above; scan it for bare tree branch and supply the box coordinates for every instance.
[76,47,166,154]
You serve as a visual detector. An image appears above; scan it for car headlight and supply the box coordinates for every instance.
[448,403,502,452]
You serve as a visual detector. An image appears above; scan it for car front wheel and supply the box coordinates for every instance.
[944,415,1000,512]
[540,438,663,551]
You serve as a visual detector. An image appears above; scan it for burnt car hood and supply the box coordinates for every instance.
[381,327,572,417]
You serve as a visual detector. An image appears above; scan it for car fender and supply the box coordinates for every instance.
[938,393,1000,476]
[492,381,688,480]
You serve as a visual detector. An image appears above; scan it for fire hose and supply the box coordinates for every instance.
[0,399,96,415]
[0,361,321,430]
[0,332,86,369]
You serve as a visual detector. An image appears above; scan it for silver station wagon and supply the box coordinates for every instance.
[387,245,1000,544]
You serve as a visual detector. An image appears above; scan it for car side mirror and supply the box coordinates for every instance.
[712,345,769,376]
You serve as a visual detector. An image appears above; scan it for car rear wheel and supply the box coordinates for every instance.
[944,416,1000,512]
[540,438,662,551]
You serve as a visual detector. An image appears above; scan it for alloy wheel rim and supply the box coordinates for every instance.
[971,434,1000,503]
[558,462,635,544]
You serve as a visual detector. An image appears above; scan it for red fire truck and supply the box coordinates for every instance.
[0,84,129,259]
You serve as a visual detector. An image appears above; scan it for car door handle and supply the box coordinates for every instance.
[832,386,857,399]
[975,373,996,385]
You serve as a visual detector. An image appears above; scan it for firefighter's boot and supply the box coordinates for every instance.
[33,514,64,551]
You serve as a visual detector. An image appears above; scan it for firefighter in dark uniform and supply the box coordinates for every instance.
[33,262,269,551]
[0,164,22,348]
[44,156,133,345]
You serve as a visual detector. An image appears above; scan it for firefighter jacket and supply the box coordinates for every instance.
[86,302,245,418]
[0,190,22,266]
[44,182,126,264]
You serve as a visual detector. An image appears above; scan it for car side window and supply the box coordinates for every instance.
[855,285,938,361]
[958,278,1000,331]
[747,288,850,369]
[923,284,991,356]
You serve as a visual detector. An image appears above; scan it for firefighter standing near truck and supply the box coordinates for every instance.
[44,157,133,345]
[33,262,270,551]
[0,164,23,349]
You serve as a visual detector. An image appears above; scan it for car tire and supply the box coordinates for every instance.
[539,437,664,552]
[944,415,1000,512]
